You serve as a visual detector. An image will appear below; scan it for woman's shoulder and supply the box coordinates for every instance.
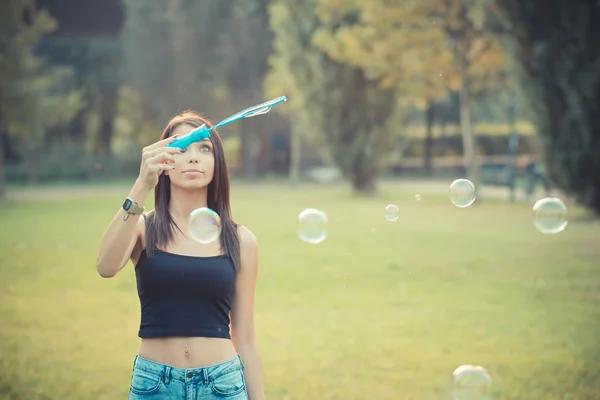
[236,224,258,249]
[235,225,258,270]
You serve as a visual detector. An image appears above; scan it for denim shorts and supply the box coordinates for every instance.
[128,354,249,399]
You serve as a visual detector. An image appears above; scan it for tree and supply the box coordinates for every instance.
[266,0,397,194]
[121,0,180,127]
[312,3,452,175]
[122,0,233,130]
[77,39,122,156]
[435,0,507,186]
[122,1,278,176]
[312,0,507,186]
[0,0,54,193]
[37,37,123,154]
[215,0,275,177]
[0,0,84,186]
[489,0,600,215]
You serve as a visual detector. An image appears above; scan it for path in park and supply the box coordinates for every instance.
[5,179,552,203]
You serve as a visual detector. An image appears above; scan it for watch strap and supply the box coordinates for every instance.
[122,197,145,220]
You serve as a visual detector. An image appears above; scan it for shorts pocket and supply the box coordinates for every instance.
[129,369,164,396]
[209,368,246,397]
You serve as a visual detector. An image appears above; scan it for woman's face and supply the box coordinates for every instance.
[166,123,215,190]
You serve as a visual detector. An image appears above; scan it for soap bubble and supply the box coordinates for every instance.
[452,365,492,400]
[533,197,568,234]
[384,204,399,222]
[449,179,477,208]
[415,194,422,202]
[189,207,222,244]
[298,208,328,244]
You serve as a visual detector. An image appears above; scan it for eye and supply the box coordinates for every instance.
[201,144,212,152]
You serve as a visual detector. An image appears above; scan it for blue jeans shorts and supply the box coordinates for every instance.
[128,354,249,399]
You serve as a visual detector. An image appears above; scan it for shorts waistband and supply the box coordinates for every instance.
[132,354,245,384]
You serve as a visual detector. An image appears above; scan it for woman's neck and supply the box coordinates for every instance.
[168,185,209,222]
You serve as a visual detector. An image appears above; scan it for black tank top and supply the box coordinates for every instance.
[135,249,236,339]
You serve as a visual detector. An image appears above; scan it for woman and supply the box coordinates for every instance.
[96,111,265,399]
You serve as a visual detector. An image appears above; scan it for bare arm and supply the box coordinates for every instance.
[231,226,265,399]
[95,181,150,278]
[95,135,182,278]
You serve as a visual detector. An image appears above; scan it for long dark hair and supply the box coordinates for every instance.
[144,110,241,271]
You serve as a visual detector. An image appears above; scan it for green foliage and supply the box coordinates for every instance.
[121,0,275,175]
[7,70,84,138]
[112,86,158,151]
[266,0,398,193]
[0,0,85,186]
[0,1,56,90]
[121,0,233,125]
[120,0,177,125]
[212,0,276,176]
[36,37,123,153]
[217,0,273,105]
[5,143,140,184]
[490,0,600,215]
[311,0,508,100]
[309,0,511,187]
[0,0,56,139]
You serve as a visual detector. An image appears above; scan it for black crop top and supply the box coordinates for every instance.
[135,249,236,339]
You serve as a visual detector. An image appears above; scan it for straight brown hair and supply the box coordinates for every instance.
[144,110,240,271]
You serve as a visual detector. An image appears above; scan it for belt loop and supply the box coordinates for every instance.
[203,368,210,385]
[238,354,245,371]
[164,366,171,384]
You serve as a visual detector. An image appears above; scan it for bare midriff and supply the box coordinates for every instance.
[138,337,237,369]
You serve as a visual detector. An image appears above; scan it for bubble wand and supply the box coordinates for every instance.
[168,96,287,149]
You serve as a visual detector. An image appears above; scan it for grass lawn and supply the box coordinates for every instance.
[0,181,599,399]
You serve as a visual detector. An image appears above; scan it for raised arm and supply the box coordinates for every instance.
[95,183,151,277]
[95,135,182,277]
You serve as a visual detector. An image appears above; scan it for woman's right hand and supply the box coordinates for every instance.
[137,135,182,190]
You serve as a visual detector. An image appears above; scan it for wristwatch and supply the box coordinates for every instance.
[122,197,145,220]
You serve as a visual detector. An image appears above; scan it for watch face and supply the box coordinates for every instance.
[123,198,133,211]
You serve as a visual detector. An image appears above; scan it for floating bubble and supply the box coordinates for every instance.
[449,179,477,208]
[189,207,222,244]
[415,194,422,202]
[533,197,568,234]
[452,365,492,400]
[298,208,328,244]
[384,204,399,222]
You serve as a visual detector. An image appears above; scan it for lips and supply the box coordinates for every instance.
[182,169,203,174]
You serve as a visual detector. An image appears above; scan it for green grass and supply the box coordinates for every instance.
[0,181,599,400]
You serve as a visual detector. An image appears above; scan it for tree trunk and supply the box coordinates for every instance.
[424,100,435,176]
[0,131,5,199]
[507,94,518,202]
[25,144,41,184]
[288,129,301,189]
[349,132,381,196]
[491,0,600,215]
[351,169,378,195]
[239,118,260,177]
[97,86,118,155]
[458,59,479,187]
[440,119,446,138]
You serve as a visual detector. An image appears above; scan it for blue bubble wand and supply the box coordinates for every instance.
[168,96,287,149]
